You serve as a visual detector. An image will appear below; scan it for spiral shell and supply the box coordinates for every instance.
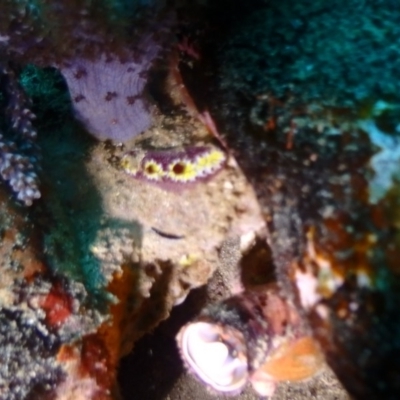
[177,321,248,394]
[176,285,324,396]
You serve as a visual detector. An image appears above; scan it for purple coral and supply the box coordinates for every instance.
[1,1,172,144]
[0,63,40,205]
[0,1,174,203]
[59,30,162,143]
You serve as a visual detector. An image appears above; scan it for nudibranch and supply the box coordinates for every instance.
[176,285,324,396]
[120,145,227,184]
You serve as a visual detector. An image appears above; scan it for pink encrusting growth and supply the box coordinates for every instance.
[41,282,74,328]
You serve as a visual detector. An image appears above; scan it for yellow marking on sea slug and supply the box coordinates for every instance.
[167,160,198,182]
[179,254,198,267]
[143,160,165,180]
[121,154,140,175]
[196,149,226,168]
[195,148,226,174]
[121,146,226,183]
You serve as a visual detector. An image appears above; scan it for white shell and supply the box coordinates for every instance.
[176,321,248,393]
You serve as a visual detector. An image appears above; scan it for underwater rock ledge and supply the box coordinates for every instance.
[193,1,400,399]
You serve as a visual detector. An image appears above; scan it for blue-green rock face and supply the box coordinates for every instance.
[190,1,400,398]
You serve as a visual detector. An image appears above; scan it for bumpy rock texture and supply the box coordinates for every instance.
[193,0,400,399]
[0,63,41,205]
[1,1,399,399]
[0,57,264,399]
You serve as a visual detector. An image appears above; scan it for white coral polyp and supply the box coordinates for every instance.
[177,322,248,393]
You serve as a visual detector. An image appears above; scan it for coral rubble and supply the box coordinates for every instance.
[0,63,41,205]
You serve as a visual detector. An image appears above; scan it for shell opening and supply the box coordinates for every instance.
[177,322,248,393]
